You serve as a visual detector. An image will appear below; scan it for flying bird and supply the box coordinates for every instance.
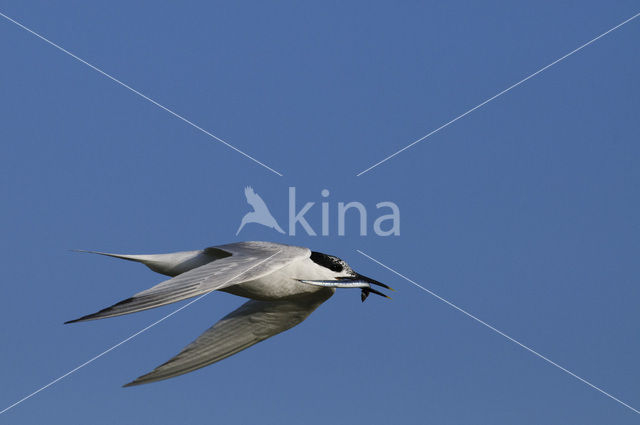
[67,241,392,386]
[236,186,285,235]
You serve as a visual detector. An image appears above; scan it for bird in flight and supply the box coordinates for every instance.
[67,241,392,386]
[236,186,285,235]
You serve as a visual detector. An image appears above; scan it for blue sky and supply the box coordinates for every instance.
[1,1,639,423]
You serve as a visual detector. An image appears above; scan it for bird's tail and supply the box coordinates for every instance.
[71,250,159,264]
[70,249,206,277]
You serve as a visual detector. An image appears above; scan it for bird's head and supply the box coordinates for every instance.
[306,251,394,302]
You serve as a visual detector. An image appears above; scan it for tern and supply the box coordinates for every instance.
[66,241,392,386]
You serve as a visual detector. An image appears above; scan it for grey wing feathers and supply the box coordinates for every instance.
[65,264,226,323]
[124,292,331,386]
[66,242,309,323]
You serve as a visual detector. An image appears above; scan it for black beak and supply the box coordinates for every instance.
[360,287,391,302]
[351,273,393,302]
[305,273,393,302]
[354,273,394,292]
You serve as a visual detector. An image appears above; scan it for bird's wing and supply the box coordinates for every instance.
[124,292,332,386]
[66,242,309,323]
[244,186,270,213]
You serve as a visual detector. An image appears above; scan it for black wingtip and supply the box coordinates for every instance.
[122,372,156,387]
[64,313,94,324]
[64,297,136,324]
[64,312,100,324]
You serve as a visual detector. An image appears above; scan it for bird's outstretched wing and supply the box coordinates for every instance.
[66,242,309,323]
[124,292,332,386]
[244,186,270,213]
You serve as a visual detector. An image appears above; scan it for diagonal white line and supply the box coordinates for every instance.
[0,250,282,415]
[356,11,640,176]
[356,249,640,415]
[0,11,283,177]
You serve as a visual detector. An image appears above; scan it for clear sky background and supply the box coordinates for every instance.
[1,1,639,424]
